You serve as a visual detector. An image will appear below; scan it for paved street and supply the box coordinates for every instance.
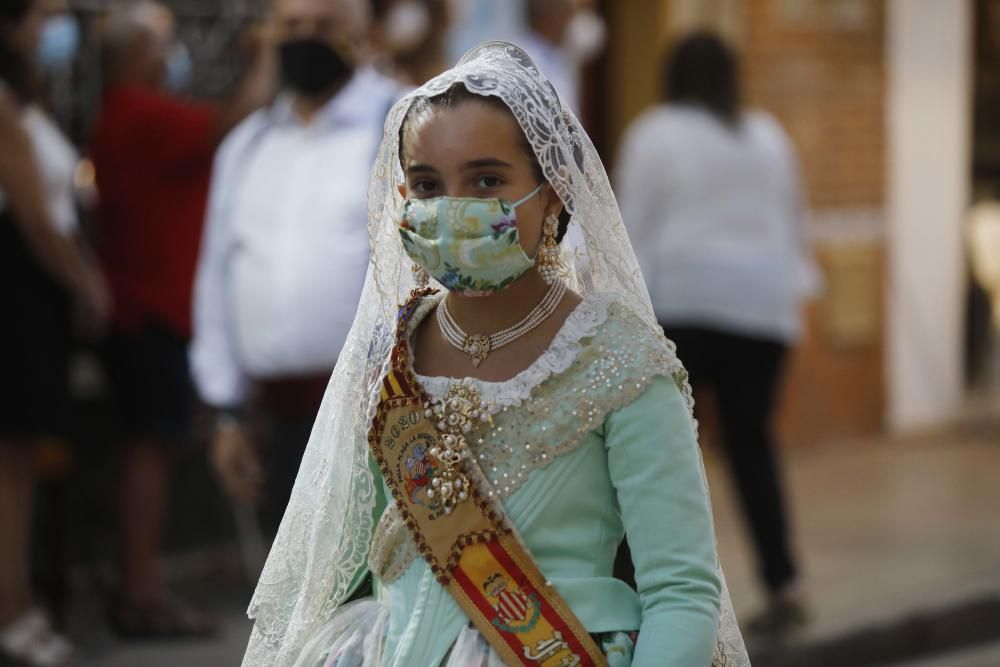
[48,415,1000,667]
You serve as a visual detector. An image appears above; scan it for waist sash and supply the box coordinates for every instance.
[367,290,608,667]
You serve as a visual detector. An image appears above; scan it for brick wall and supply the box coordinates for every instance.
[740,0,888,445]
[741,0,885,209]
[604,0,889,446]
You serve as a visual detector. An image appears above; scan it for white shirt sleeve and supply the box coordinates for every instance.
[189,125,254,409]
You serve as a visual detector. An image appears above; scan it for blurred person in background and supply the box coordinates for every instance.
[517,0,606,115]
[369,0,452,86]
[88,0,276,638]
[616,32,820,635]
[966,198,1000,388]
[191,0,399,541]
[0,0,109,664]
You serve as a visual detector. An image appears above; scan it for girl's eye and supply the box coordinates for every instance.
[474,175,503,189]
[410,180,439,196]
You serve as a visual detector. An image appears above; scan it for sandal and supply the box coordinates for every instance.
[0,608,73,666]
[108,591,218,640]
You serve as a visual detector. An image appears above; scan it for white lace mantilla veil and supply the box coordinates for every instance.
[243,41,750,666]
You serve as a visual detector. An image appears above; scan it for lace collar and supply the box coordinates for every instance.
[406,291,618,407]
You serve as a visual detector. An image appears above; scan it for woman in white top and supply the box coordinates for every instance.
[616,31,818,635]
[0,1,108,664]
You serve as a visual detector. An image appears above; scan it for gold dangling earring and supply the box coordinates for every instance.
[411,263,430,289]
[538,214,561,285]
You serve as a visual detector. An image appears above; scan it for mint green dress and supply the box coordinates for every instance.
[295,292,722,666]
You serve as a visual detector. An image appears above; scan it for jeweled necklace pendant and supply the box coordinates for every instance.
[436,280,567,368]
[464,334,491,367]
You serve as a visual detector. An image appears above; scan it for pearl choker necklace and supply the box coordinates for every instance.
[436,281,567,367]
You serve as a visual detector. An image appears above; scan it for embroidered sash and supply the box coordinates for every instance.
[367,289,608,667]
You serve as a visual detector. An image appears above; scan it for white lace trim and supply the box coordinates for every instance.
[371,291,618,583]
[412,291,617,406]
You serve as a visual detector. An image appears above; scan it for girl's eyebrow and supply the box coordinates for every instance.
[462,158,514,170]
[405,163,438,175]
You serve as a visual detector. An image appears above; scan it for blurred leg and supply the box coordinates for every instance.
[712,333,797,594]
[111,432,214,638]
[0,450,74,664]
[104,325,199,619]
[0,443,34,625]
[116,438,169,604]
[257,413,313,542]
[253,375,330,542]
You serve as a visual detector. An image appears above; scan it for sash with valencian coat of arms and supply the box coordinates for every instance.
[367,289,608,667]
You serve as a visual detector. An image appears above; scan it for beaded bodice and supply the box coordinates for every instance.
[368,291,691,582]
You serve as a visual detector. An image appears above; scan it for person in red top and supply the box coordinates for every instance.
[89,0,275,638]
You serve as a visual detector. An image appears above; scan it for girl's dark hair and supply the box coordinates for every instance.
[399,83,572,241]
[0,0,33,102]
[664,31,741,127]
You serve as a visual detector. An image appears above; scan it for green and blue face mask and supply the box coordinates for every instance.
[398,185,543,295]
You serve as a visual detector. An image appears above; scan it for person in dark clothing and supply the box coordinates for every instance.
[0,1,109,663]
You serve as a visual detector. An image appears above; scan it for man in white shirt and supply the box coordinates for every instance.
[190,0,399,538]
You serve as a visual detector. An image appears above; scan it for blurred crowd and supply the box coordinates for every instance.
[0,0,825,665]
[0,1,619,664]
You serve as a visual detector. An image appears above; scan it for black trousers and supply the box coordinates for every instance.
[102,324,196,444]
[667,324,798,594]
[252,374,330,541]
[255,412,313,540]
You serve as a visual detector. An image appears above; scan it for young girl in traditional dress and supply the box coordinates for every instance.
[241,42,750,667]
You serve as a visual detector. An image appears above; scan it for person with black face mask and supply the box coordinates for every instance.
[191,0,402,543]
[279,34,355,95]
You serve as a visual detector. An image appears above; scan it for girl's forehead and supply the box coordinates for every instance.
[410,98,519,133]
[403,101,526,158]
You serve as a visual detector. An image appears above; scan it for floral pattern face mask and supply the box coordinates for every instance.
[399,185,544,295]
